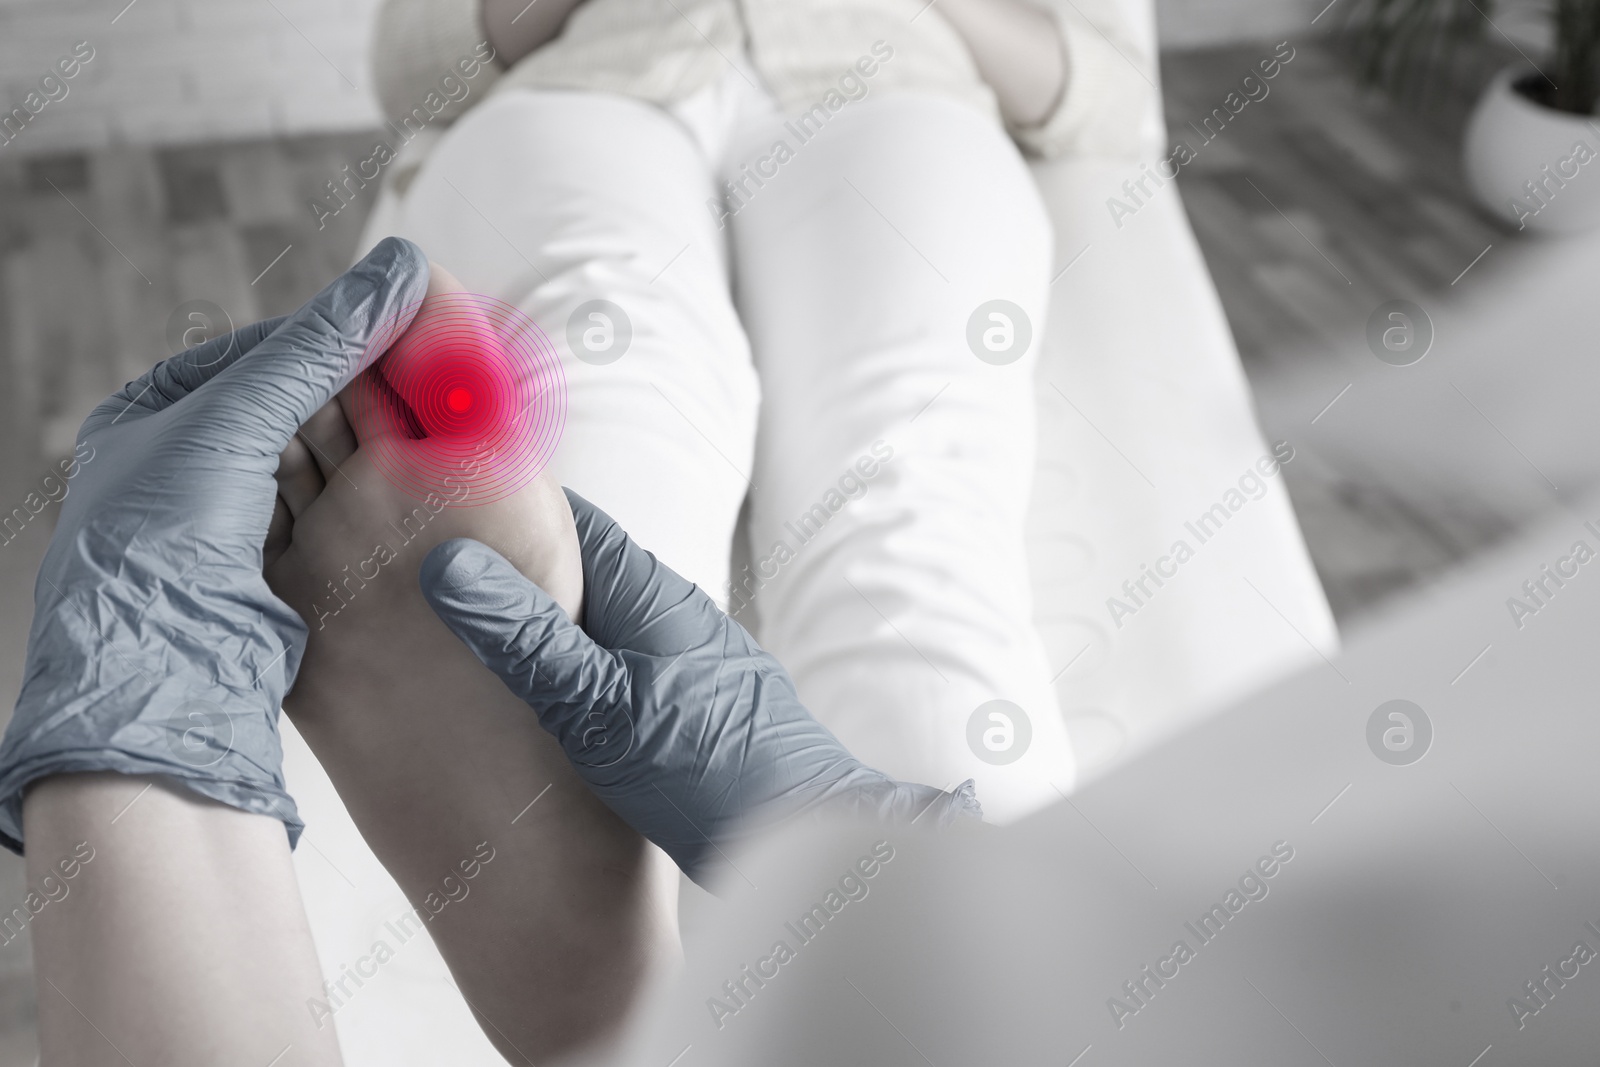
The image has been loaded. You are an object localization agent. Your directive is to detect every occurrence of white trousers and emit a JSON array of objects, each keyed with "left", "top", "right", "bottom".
[{"left": 385, "top": 66, "right": 1074, "bottom": 818}]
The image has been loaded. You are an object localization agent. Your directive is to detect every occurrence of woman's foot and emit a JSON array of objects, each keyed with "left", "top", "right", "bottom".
[{"left": 266, "top": 265, "right": 678, "bottom": 1062}]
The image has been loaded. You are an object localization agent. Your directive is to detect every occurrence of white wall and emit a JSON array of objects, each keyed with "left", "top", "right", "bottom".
[
  {"left": 0, "top": 0, "right": 382, "bottom": 152},
  {"left": 1156, "top": 0, "right": 1321, "bottom": 50},
  {"left": 1155, "top": 0, "right": 1553, "bottom": 52},
  {"left": 0, "top": 0, "right": 1554, "bottom": 151}
]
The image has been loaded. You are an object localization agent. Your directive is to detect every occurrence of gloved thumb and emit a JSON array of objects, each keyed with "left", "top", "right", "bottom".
[
  {"left": 420, "top": 538, "right": 632, "bottom": 754},
  {"left": 197, "top": 236, "right": 429, "bottom": 456}
]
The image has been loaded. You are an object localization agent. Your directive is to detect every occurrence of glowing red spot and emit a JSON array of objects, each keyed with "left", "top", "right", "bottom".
[{"left": 349, "top": 292, "right": 566, "bottom": 507}]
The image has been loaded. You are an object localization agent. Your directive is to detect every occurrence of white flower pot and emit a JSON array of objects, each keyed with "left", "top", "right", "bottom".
[{"left": 1462, "top": 66, "right": 1600, "bottom": 234}]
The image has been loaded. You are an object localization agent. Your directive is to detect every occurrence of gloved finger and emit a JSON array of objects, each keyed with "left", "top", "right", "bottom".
[
  {"left": 419, "top": 538, "right": 633, "bottom": 752},
  {"left": 194, "top": 236, "right": 430, "bottom": 457},
  {"left": 84, "top": 315, "right": 287, "bottom": 431},
  {"left": 274, "top": 435, "right": 324, "bottom": 518},
  {"left": 563, "top": 488, "right": 725, "bottom": 655},
  {"left": 298, "top": 398, "right": 359, "bottom": 483},
  {"left": 820, "top": 777, "right": 985, "bottom": 828}
]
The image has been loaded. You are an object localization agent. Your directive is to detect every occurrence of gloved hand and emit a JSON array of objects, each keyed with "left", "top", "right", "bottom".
[
  {"left": 0, "top": 237, "right": 429, "bottom": 852},
  {"left": 420, "top": 488, "right": 982, "bottom": 887}
]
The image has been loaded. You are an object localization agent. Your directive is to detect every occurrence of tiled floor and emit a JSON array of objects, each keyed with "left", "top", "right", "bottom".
[
  {"left": 1159, "top": 39, "right": 1562, "bottom": 620},
  {"left": 1162, "top": 39, "right": 1507, "bottom": 374},
  {"left": 0, "top": 133, "right": 383, "bottom": 473}
]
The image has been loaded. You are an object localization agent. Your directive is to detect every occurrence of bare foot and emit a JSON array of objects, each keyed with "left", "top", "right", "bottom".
[{"left": 266, "top": 265, "right": 676, "bottom": 1061}]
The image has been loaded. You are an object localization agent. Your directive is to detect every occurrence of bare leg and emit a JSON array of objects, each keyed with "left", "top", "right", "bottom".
[
  {"left": 266, "top": 269, "right": 679, "bottom": 1062},
  {"left": 24, "top": 774, "right": 342, "bottom": 1067}
]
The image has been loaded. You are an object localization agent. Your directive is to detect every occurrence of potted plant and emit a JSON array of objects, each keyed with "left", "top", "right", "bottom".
[{"left": 1344, "top": 0, "right": 1600, "bottom": 233}]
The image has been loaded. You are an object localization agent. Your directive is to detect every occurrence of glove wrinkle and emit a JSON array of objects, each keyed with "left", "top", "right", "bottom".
[
  {"left": 0, "top": 238, "right": 430, "bottom": 853},
  {"left": 417, "top": 489, "right": 985, "bottom": 889}
]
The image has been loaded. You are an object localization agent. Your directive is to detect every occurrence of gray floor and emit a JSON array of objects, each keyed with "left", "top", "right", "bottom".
[
  {"left": 1161, "top": 38, "right": 1555, "bottom": 621},
  {"left": 1163, "top": 40, "right": 1507, "bottom": 374}
]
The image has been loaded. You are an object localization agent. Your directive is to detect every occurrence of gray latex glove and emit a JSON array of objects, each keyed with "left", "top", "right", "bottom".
[
  {"left": 420, "top": 488, "right": 982, "bottom": 887},
  {"left": 0, "top": 237, "right": 429, "bottom": 852}
]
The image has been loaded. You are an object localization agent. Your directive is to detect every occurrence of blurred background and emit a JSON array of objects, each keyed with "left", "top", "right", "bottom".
[{"left": 0, "top": 0, "right": 1593, "bottom": 1060}]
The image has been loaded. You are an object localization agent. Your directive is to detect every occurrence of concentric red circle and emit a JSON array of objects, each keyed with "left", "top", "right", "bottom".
[{"left": 350, "top": 292, "right": 566, "bottom": 506}]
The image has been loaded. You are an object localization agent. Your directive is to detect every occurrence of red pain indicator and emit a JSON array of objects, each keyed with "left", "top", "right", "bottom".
[{"left": 349, "top": 291, "right": 566, "bottom": 506}]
